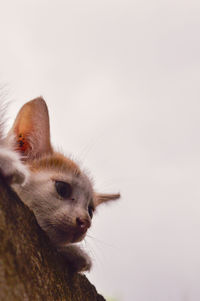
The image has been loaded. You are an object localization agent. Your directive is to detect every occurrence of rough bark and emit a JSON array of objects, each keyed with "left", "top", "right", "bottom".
[{"left": 0, "top": 173, "right": 105, "bottom": 301}]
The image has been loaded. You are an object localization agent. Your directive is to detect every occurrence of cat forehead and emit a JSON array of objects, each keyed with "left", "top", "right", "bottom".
[{"left": 29, "top": 152, "right": 81, "bottom": 175}]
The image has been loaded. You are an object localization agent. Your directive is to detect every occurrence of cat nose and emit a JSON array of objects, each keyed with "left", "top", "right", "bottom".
[{"left": 76, "top": 217, "right": 91, "bottom": 233}]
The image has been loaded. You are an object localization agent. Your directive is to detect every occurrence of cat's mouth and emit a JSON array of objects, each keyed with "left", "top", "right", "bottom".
[{"left": 46, "top": 223, "right": 87, "bottom": 246}]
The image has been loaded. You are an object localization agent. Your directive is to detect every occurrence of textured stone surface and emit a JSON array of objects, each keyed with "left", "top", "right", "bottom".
[{"left": 0, "top": 173, "right": 105, "bottom": 301}]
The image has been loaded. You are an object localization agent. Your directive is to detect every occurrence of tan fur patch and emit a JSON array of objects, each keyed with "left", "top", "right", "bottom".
[{"left": 29, "top": 152, "right": 81, "bottom": 176}]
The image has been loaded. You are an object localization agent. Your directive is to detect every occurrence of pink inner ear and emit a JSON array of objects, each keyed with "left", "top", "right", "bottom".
[
  {"left": 16, "top": 133, "right": 31, "bottom": 154},
  {"left": 8, "top": 97, "right": 53, "bottom": 160}
]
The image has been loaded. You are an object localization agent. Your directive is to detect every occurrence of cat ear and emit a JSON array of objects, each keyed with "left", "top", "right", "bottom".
[
  {"left": 94, "top": 193, "right": 120, "bottom": 207},
  {"left": 7, "top": 97, "right": 53, "bottom": 160}
]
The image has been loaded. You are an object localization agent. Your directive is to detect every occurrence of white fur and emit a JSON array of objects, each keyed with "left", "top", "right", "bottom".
[{"left": 0, "top": 146, "right": 29, "bottom": 185}]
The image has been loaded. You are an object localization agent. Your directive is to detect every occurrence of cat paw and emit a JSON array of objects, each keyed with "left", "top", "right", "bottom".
[
  {"left": 58, "top": 245, "right": 92, "bottom": 273},
  {"left": 0, "top": 147, "right": 29, "bottom": 185},
  {"left": 72, "top": 252, "right": 92, "bottom": 273}
]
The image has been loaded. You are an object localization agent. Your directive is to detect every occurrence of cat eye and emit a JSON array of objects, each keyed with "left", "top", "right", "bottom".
[
  {"left": 55, "top": 181, "right": 72, "bottom": 199},
  {"left": 88, "top": 205, "right": 94, "bottom": 218}
]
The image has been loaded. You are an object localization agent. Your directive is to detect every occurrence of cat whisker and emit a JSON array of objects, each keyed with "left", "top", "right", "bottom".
[{"left": 86, "top": 234, "right": 118, "bottom": 250}]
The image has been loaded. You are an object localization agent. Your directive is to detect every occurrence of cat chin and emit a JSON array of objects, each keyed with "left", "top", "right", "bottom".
[
  {"left": 61, "top": 231, "right": 86, "bottom": 245},
  {"left": 71, "top": 232, "right": 86, "bottom": 243},
  {"left": 45, "top": 225, "right": 86, "bottom": 247}
]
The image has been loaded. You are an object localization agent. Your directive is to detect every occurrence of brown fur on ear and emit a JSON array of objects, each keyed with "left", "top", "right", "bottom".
[
  {"left": 7, "top": 97, "right": 53, "bottom": 160},
  {"left": 94, "top": 193, "right": 120, "bottom": 207}
]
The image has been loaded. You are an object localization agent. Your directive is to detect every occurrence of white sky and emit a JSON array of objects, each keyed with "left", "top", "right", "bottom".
[{"left": 1, "top": 1, "right": 200, "bottom": 300}]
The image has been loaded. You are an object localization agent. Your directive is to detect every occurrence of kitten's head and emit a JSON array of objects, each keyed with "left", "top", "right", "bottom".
[{"left": 8, "top": 98, "right": 120, "bottom": 247}]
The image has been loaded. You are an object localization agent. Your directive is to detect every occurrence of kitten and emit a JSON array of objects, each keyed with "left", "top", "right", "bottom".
[{"left": 0, "top": 97, "right": 120, "bottom": 272}]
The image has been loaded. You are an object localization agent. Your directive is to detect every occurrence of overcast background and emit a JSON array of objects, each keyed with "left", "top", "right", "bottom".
[{"left": 1, "top": 1, "right": 200, "bottom": 300}]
